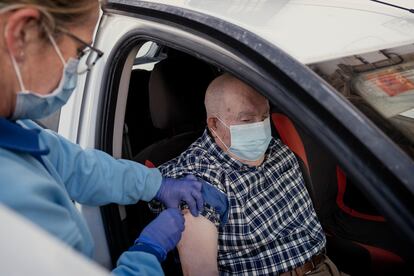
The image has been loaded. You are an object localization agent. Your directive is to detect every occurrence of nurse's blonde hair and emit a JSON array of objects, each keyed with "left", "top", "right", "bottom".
[{"left": 0, "top": 0, "right": 102, "bottom": 34}]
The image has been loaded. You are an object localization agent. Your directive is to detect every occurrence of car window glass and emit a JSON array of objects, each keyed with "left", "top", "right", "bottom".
[{"left": 310, "top": 44, "right": 414, "bottom": 160}]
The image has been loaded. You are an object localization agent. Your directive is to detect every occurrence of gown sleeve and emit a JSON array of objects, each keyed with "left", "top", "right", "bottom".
[{"left": 23, "top": 120, "right": 162, "bottom": 205}]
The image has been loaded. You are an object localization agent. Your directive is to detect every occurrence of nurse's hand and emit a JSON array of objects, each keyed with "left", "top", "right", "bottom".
[
  {"left": 156, "top": 175, "right": 204, "bottom": 217},
  {"left": 135, "top": 208, "right": 185, "bottom": 261}
]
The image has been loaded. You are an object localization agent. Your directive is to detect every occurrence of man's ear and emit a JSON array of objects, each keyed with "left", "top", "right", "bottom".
[
  {"left": 207, "top": 117, "right": 217, "bottom": 133},
  {"left": 4, "top": 8, "right": 41, "bottom": 61}
]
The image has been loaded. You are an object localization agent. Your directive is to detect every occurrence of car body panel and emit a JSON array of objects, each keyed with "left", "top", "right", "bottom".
[
  {"left": 105, "top": 0, "right": 414, "bottom": 191},
  {"left": 120, "top": 0, "right": 414, "bottom": 64}
]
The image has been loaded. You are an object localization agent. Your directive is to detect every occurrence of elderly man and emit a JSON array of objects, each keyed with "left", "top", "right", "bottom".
[{"left": 154, "top": 73, "right": 342, "bottom": 275}]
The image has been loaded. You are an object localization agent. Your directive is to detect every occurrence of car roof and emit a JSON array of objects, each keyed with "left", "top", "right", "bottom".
[{"left": 107, "top": 0, "right": 414, "bottom": 64}]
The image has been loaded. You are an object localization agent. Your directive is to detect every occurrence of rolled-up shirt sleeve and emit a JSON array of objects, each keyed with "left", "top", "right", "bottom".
[{"left": 149, "top": 156, "right": 228, "bottom": 229}]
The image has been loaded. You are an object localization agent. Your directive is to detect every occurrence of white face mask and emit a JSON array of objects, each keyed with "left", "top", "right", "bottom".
[
  {"left": 212, "top": 116, "right": 272, "bottom": 161},
  {"left": 9, "top": 27, "right": 79, "bottom": 120}
]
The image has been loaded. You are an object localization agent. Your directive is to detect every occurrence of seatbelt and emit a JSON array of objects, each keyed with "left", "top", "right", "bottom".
[{"left": 122, "top": 124, "right": 134, "bottom": 160}]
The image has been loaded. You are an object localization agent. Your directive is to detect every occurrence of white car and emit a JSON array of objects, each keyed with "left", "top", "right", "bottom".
[{"left": 36, "top": 0, "right": 414, "bottom": 274}]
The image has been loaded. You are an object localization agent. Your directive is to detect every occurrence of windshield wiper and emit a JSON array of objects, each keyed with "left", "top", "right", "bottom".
[{"left": 370, "top": 0, "right": 414, "bottom": 13}]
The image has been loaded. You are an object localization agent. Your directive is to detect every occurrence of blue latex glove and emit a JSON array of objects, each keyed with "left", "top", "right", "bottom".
[
  {"left": 135, "top": 208, "right": 184, "bottom": 261},
  {"left": 156, "top": 175, "right": 203, "bottom": 217},
  {"left": 198, "top": 178, "right": 229, "bottom": 226}
]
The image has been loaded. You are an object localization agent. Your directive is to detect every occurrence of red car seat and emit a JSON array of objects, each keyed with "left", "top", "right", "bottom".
[{"left": 271, "top": 112, "right": 411, "bottom": 275}]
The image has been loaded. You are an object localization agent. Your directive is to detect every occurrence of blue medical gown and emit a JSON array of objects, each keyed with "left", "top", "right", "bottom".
[{"left": 0, "top": 119, "right": 164, "bottom": 275}]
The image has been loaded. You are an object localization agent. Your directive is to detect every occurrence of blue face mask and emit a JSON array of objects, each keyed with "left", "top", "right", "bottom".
[
  {"left": 213, "top": 116, "right": 272, "bottom": 161},
  {"left": 10, "top": 29, "right": 79, "bottom": 120}
]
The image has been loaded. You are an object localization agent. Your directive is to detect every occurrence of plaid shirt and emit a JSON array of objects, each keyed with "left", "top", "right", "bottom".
[{"left": 156, "top": 129, "right": 326, "bottom": 275}]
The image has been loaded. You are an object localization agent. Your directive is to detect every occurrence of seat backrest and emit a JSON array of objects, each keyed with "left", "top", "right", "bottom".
[
  {"left": 271, "top": 113, "right": 310, "bottom": 171},
  {"left": 134, "top": 50, "right": 217, "bottom": 165},
  {"left": 271, "top": 112, "right": 333, "bottom": 220},
  {"left": 149, "top": 50, "right": 216, "bottom": 132},
  {"left": 271, "top": 112, "right": 388, "bottom": 222},
  {"left": 124, "top": 69, "right": 154, "bottom": 158}
]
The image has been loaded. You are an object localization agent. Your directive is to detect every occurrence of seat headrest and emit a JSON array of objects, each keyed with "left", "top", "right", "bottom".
[{"left": 149, "top": 52, "right": 216, "bottom": 130}]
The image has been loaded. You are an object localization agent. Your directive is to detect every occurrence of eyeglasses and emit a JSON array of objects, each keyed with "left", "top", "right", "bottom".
[
  {"left": 59, "top": 29, "right": 104, "bottom": 75},
  {"left": 1, "top": 5, "right": 103, "bottom": 74}
]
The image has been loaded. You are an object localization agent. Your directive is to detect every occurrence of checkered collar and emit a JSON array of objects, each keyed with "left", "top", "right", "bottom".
[{"left": 198, "top": 129, "right": 276, "bottom": 171}]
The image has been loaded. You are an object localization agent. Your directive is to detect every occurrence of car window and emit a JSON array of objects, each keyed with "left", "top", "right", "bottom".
[
  {"left": 310, "top": 45, "right": 414, "bottom": 159},
  {"left": 352, "top": 62, "right": 414, "bottom": 146}
]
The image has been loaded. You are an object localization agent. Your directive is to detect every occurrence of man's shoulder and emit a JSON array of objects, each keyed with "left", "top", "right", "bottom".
[
  {"left": 159, "top": 136, "right": 214, "bottom": 170},
  {"left": 158, "top": 134, "right": 228, "bottom": 191},
  {"left": 268, "top": 138, "right": 297, "bottom": 158},
  {"left": 268, "top": 137, "right": 285, "bottom": 150},
  {"left": 263, "top": 138, "right": 301, "bottom": 173}
]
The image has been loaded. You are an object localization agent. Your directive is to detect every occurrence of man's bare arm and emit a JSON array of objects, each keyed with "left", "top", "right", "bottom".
[{"left": 177, "top": 209, "right": 219, "bottom": 276}]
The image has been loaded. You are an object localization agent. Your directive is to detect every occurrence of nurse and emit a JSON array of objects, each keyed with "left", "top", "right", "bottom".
[{"left": 0, "top": 1, "right": 203, "bottom": 275}]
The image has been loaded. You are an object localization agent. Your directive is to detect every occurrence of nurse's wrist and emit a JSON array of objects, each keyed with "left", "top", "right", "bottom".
[
  {"left": 142, "top": 168, "right": 163, "bottom": 201},
  {"left": 154, "top": 177, "right": 166, "bottom": 201},
  {"left": 130, "top": 237, "right": 167, "bottom": 262}
]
